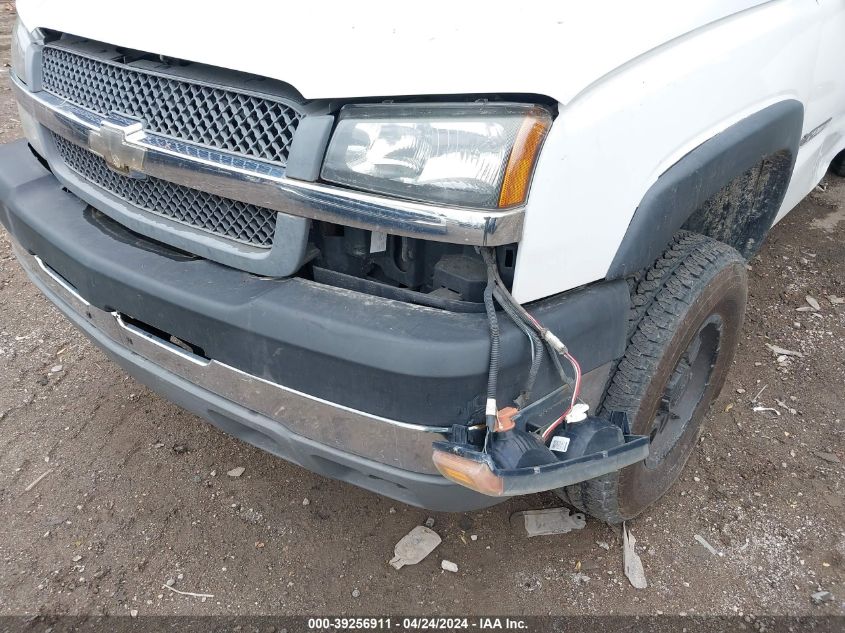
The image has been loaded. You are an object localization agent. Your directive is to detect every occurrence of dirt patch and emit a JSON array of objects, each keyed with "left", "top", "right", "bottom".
[
  {"left": 810, "top": 206, "right": 845, "bottom": 233},
  {"left": 0, "top": 8, "right": 843, "bottom": 618}
]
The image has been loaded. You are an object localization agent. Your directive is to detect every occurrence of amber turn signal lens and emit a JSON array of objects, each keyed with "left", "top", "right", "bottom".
[
  {"left": 497, "top": 112, "right": 552, "bottom": 208},
  {"left": 432, "top": 450, "right": 504, "bottom": 496}
]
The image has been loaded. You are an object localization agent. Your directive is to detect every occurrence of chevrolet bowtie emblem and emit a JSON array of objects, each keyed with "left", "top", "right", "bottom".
[{"left": 88, "top": 120, "right": 146, "bottom": 175}]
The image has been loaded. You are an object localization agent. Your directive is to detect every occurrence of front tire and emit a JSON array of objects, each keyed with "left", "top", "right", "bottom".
[{"left": 560, "top": 232, "right": 747, "bottom": 523}]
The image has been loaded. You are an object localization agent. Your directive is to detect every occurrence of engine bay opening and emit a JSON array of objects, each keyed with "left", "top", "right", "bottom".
[{"left": 299, "top": 221, "right": 518, "bottom": 312}]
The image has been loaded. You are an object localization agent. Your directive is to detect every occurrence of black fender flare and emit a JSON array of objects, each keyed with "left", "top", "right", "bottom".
[{"left": 607, "top": 100, "right": 804, "bottom": 279}]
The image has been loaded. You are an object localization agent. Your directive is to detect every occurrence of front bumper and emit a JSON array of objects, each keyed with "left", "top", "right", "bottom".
[
  {"left": 0, "top": 139, "right": 630, "bottom": 510},
  {"left": 14, "top": 243, "right": 491, "bottom": 510}
]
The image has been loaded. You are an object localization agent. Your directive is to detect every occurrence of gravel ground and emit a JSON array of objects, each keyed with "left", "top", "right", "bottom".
[{"left": 0, "top": 7, "right": 843, "bottom": 619}]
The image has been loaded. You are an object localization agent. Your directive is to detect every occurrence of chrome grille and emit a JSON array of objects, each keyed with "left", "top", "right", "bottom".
[
  {"left": 42, "top": 46, "right": 302, "bottom": 165},
  {"left": 54, "top": 134, "right": 278, "bottom": 248}
]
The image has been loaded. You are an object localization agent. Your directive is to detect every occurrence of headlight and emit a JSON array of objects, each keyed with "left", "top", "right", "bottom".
[
  {"left": 11, "top": 18, "right": 36, "bottom": 85},
  {"left": 321, "top": 104, "right": 551, "bottom": 209}
]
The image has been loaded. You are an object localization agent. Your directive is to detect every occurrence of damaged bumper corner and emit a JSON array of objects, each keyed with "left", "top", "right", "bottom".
[{"left": 432, "top": 435, "right": 650, "bottom": 497}]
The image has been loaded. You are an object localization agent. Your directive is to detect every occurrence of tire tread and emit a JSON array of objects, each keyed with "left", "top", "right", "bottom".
[{"left": 558, "top": 232, "right": 745, "bottom": 523}]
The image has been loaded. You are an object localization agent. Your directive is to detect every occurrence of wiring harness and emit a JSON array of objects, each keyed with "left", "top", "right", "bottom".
[{"left": 479, "top": 247, "right": 583, "bottom": 444}]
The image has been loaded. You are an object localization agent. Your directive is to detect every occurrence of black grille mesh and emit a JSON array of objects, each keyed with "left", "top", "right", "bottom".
[
  {"left": 42, "top": 46, "right": 302, "bottom": 165},
  {"left": 54, "top": 134, "right": 278, "bottom": 248}
]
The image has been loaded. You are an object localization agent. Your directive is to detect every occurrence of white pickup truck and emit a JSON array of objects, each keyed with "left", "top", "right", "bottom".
[{"left": 2, "top": 1, "right": 844, "bottom": 522}]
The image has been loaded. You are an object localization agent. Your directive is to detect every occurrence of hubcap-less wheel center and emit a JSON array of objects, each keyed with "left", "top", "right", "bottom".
[{"left": 645, "top": 316, "right": 722, "bottom": 469}]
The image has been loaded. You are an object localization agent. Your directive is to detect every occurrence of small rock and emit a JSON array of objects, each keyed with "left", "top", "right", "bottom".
[
  {"left": 805, "top": 295, "right": 821, "bottom": 311},
  {"left": 388, "top": 507, "right": 396, "bottom": 514},
  {"left": 302, "top": 498, "right": 310, "bottom": 506},
  {"left": 71, "top": 555, "right": 82, "bottom": 562},
  {"left": 596, "top": 541, "right": 611, "bottom": 550},
  {"left": 811, "top": 590, "right": 833, "bottom": 605},
  {"left": 736, "top": 388, "right": 746, "bottom": 394},
  {"left": 227, "top": 467, "right": 245, "bottom": 477},
  {"left": 351, "top": 589, "right": 360, "bottom": 598},
  {"left": 210, "top": 470, "right": 216, "bottom": 477},
  {"left": 50, "top": 365, "right": 63, "bottom": 373},
  {"left": 424, "top": 517, "right": 435, "bottom": 528},
  {"left": 172, "top": 445, "right": 187, "bottom": 454},
  {"left": 130, "top": 609, "right": 138, "bottom": 618},
  {"left": 165, "top": 578, "right": 175, "bottom": 587},
  {"left": 470, "top": 535, "right": 478, "bottom": 541},
  {"left": 177, "top": 573, "right": 183, "bottom": 580},
  {"left": 153, "top": 442, "right": 165, "bottom": 449},
  {"left": 441, "top": 560, "right": 459, "bottom": 573},
  {"left": 192, "top": 475, "right": 202, "bottom": 483}
]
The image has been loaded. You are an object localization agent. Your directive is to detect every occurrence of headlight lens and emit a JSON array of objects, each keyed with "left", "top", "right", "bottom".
[
  {"left": 11, "top": 18, "right": 33, "bottom": 85},
  {"left": 321, "top": 104, "right": 551, "bottom": 209}
]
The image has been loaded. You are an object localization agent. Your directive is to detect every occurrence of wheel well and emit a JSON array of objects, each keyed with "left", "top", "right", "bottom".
[
  {"left": 681, "top": 149, "right": 793, "bottom": 258},
  {"left": 606, "top": 100, "right": 804, "bottom": 278}
]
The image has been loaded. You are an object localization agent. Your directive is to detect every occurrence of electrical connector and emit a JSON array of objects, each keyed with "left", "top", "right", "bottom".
[{"left": 542, "top": 330, "right": 568, "bottom": 354}]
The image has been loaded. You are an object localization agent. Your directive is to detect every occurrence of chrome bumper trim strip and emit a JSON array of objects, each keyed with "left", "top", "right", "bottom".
[
  {"left": 12, "top": 77, "right": 523, "bottom": 246},
  {"left": 14, "top": 241, "right": 449, "bottom": 474}
]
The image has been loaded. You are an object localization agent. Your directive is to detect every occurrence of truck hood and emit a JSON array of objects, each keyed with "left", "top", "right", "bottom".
[{"left": 19, "top": 0, "right": 771, "bottom": 104}]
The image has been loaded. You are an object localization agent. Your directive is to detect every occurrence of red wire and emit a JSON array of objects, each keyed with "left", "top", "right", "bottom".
[
  {"left": 542, "top": 351, "right": 582, "bottom": 442},
  {"left": 523, "top": 311, "right": 583, "bottom": 442}
]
